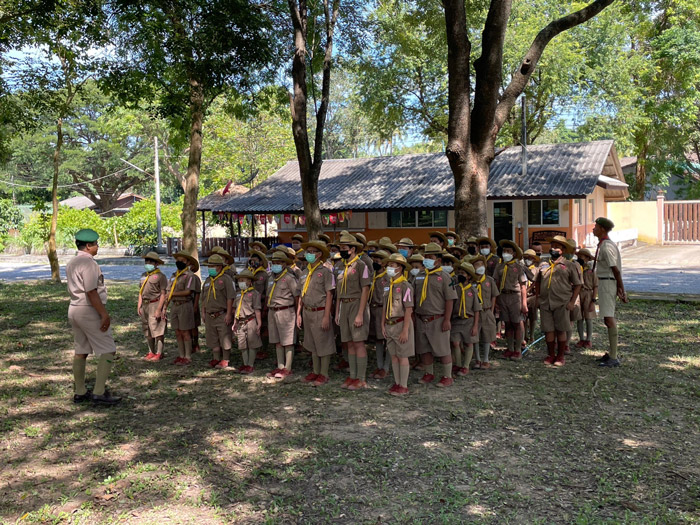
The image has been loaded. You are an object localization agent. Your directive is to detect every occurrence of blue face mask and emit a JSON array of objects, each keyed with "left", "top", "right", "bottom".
[
  {"left": 398, "top": 248, "right": 409, "bottom": 258},
  {"left": 423, "top": 258, "right": 436, "bottom": 270},
  {"left": 208, "top": 267, "right": 218, "bottom": 277},
  {"left": 271, "top": 264, "right": 283, "bottom": 274},
  {"left": 144, "top": 264, "right": 155, "bottom": 273},
  {"left": 305, "top": 252, "right": 318, "bottom": 264}
]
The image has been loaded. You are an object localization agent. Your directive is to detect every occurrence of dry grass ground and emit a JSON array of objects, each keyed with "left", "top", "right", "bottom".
[{"left": 0, "top": 281, "right": 699, "bottom": 524}]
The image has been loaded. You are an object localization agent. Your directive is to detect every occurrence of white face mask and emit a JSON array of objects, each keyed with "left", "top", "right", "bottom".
[
  {"left": 572, "top": 255, "right": 578, "bottom": 262},
  {"left": 524, "top": 258, "right": 533, "bottom": 267},
  {"left": 238, "top": 281, "right": 249, "bottom": 290},
  {"left": 502, "top": 253, "right": 513, "bottom": 262},
  {"left": 410, "top": 268, "right": 421, "bottom": 276},
  {"left": 475, "top": 266, "right": 486, "bottom": 275},
  {"left": 442, "top": 265, "right": 453, "bottom": 274},
  {"left": 480, "top": 248, "right": 490, "bottom": 256},
  {"left": 587, "top": 260, "right": 594, "bottom": 269},
  {"left": 386, "top": 266, "right": 400, "bottom": 278}
]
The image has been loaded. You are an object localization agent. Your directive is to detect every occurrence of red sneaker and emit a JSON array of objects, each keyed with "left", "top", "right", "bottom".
[
  {"left": 474, "top": 360, "right": 482, "bottom": 369},
  {"left": 503, "top": 350, "right": 514, "bottom": 359},
  {"left": 391, "top": 386, "right": 409, "bottom": 396},
  {"left": 456, "top": 367, "right": 469, "bottom": 376},
  {"left": 575, "top": 340, "right": 586, "bottom": 348},
  {"left": 179, "top": 358, "right": 192, "bottom": 366},
  {"left": 584, "top": 340, "right": 593, "bottom": 348},
  {"left": 543, "top": 355, "right": 556, "bottom": 365},
  {"left": 436, "top": 377, "right": 454, "bottom": 388},
  {"left": 375, "top": 369, "right": 387, "bottom": 379},
  {"left": 340, "top": 377, "right": 354, "bottom": 389},
  {"left": 274, "top": 368, "right": 292, "bottom": 379},
  {"left": 266, "top": 368, "right": 282, "bottom": 378},
  {"left": 312, "top": 375, "right": 329, "bottom": 386},
  {"left": 451, "top": 365, "right": 459, "bottom": 375},
  {"left": 347, "top": 379, "right": 368, "bottom": 391},
  {"left": 371, "top": 368, "right": 383, "bottom": 379},
  {"left": 209, "top": 359, "right": 220, "bottom": 368},
  {"left": 480, "top": 362, "right": 491, "bottom": 370},
  {"left": 334, "top": 359, "right": 350, "bottom": 371},
  {"left": 215, "top": 360, "right": 229, "bottom": 369},
  {"left": 553, "top": 356, "right": 565, "bottom": 367},
  {"left": 564, "top": 345, "right": 571, "bottom": 355},
  {"left": 173, "top": 357, "right": 183, "bottom": 365},
  {"left": 239, "top": 365, "right": 254, "bottom": 375},
  {"left": 388, "top": 383, "right": 399, "bottom": 393},
  {"left": 151, "top": 353, "right": 164, "bottom": 362},
  {"left": 510, "top": 351, "right": 522, "bottom": 361},
  {"left": 418, "top": 373, "right": 435, "bottom": 384},
  {"left": 303, "top": 372, "right": 319, "bottom": 383},
  {"left": 144, "top": 352, "right": 157, "bottom": 361}
]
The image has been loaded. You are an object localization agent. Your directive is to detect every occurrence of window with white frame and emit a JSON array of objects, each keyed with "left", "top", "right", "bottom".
[
  {"left": 575, "top": 199, "right": 583, "bottom": 225},
  {"left": 527, "top": 200, "right": 560, "bottom": 225},
  {"left": 387, "top": 210, "right": 447, "bottom": 228}
]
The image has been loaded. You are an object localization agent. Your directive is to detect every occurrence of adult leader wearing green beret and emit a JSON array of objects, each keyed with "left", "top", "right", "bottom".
[{"left": 65, "top": 229, "right": 122, "bottom": 405}]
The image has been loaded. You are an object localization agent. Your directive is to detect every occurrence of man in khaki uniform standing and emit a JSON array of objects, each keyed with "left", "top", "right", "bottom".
[{"left": 66, "top": 229, "right": 121, "bottom": 405}]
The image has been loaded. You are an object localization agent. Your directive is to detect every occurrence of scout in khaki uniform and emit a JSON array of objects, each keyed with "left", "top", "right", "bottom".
[
  {"left": 291, "top": 233, "right": 304, "bottom": 252},
  {"left": 381, "top": 253, "right": 414, "bottom": 396},
  {"left": 565, "top": 239, "right": 581, "bottom": 352},
  {"left": 470, "top": 255, "right": 500, "bottom": 369},
  {"left": 209, "top": 246, "right": 237, "bottom": 280},
  {"left": 368, "top": 250, "right": 391, "bottom": 379},
  {"left": 247, "top": 249, "right": 270, "bottom": 358},
  {"left": 166, "top": 252, "right": 198, "bottom": 365},
  {"left": 396, "top": 237, "right": 415, "bottom": 259},
  {"left": 201, "top": 254, "right": 235, "bottom": 368},
  {"left": 593, "top": 217, "right": 628, "bottom": 367},
  {"left": 66, "top": 229, "right": 121, "bottom": 405},
  {"left": 429, "top": 231, "right": 448, "bottom": 250},
  {"left": 535, "top": 236, "right": 582, "bottom": 367},
  {"left": 353, "top": 232, "right": 375, "bottom": 280},
  {"left": 318, "top": 233, "right": 332, "bottom": 244},
  {"left": 281, "top": 245, "right": 303, "bottom": 280},
  {"left": 441, "top": 252, "right": 459, "bottom": 281},
  {"left": 232, "top": 269, "right": 263, "bottom": 374},
  {"left": 444, "top": 231, "right": 460, "bottom": 248},
  {"left": 297, "top": 241, "right": 335, "bottom": 386},
  {"left": 466, "top": 236, "right": 479, "bottom": 257},
  {"left": 265, "top": 251, "right": 300, "bottom": 379},
  {"left": 522, "top": 249, "right": 541, "bottom": 345},
  {"left": 335, "top": 233, "right": 372, "bottom": 390},
  {"left": 476, "top": 237, "right": 499, "bottom": 277},
  {"left": 414, "top": 243, "right": 458, "bottom": 387},
  {"left": 138, "top": 251, "right": 168, "bottom": 361},
  {"left": 574, "top": 248, "right": 598, "bottom": 349},
  {"left": 407, "top": 253, "right": 424, "bottom": 284},
  {"left": 494, "top": 240, "right": 528, "bottom": 360},
  {"left": 450, "top": 262, "right": 482, "bottom": 375}
]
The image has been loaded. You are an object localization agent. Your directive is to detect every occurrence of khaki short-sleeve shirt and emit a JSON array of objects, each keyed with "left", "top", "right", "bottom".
[
  {"left": 383, "top": 279, "right": 414, "bottom": 319},
  {"left": 453, "top": 283, "right": 483, "bottom": 318},
  {"left": 414, "top": 268, "right": 458, "bottom": 316},
  {"left": 370, "top": 272, "right": 390, "bottom": 306},
  {"left": 139, "top": 270, "right": 168, "bottom": 302},
  {"left": 266, "top": 269, "right": 299, "bottom": 307},
  {"left": 474, "top": 275, "right": 499, "bottom": 307},
  {"left": 201, "top": 273, "right": 235, "bottom": 312},
  {"left": 300, "top": 263, "right": 335, "bottom": 308},
  {"left": 235, "top": 288, "right": 262, "bottom": 318},
  {"left": 336, "top": 257, "right": 372, "bottom": 299},
  {"left": 167, "top": 270, "right": 197, "bottom": 300},
  {"left": 596, "top": 239, "right": 621, "bottom": 278},
  {"left": 538, "top": 259, "right": 582, "bottom": 309},
  {"left": 66, "top": 251, "right": 107, "bottom": 306},
  {"left": 493, "top": 261, "right": 527, "bottom": 293}
]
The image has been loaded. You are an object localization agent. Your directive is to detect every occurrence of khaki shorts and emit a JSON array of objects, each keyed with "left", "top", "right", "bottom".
[
  {"left": 598, "top": 279, "right": 617, "bottom": 318},
  {"left": 415, "top": 315, "right": 450, "bottom": 357},
  {"left": 268, "top": 306, "right": 296, "bottom": 346},
  {"left": 140, "top": 300, "right": 167, "bottom": 337},
  {"left": 368, "top": 305, "right": 385, "bottom": 340},
  {"left": 580, "top": 291, "right": 597, "bottom": 320},
  {"left": 450, "top": 317, "right": 480, "bottom": 344},
  {"left": 385, "top": 318, "right": 415, "bottom": 358},
  {"left": 68, "top": 305, "right": 117, "bottom": 356},
  {"left": 169, "top": 301, "right": 195, "bottom": 331},
  {"left": 204, "top": 312, "right": 231, "bottom": 349},
  {"left": 302, "top": 308, "right": 336, "bottom": 357},
  {"left": 338, "top": 299, "right": 370, "bottom": 343},
  {"left": 540, "top": 305, "right": 571, "bottom": 333},
  {"left": 497, "top": 292, "right": 524, "bottom": 323},
  {"left": 234, "top": 317, "right": 262, "bottom": 350}
]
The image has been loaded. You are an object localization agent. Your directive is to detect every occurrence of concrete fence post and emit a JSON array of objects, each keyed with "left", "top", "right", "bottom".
[{"left": 656, "top": 190, "right": 665, "bottom": 245}]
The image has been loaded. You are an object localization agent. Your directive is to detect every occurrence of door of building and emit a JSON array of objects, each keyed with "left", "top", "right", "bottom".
[{"left": 493, "top": 202, "right": 513, "bottom": 243}]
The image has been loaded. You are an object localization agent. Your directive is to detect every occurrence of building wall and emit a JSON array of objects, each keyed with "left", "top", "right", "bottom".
[{"left": 607, "top": 201, "right": 658, "bottom": 244}]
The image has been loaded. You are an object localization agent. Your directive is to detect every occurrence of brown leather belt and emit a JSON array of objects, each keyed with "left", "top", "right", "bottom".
[
  {"left": 269, "top": 305, "right": 294, "bottom": 311},
  {"left": 304, "top": 305, "right": 326, "bottom": 312},
  {"left": 237, "top": 314, "right": 255, "bottom": 323},
  {"left": 385, "top": 317, "right": 404, "bottom": 326},
  {"left": 208, "top": 311, "right": 225, "bottom": 318},
  {"left": 418, "top": 313, "right": 444, "bottom": 323},
  {"left": 148, "top": 298, "right": 160, "bottom": 303},
  {"left": 500, "top": 289, "right": 520, "bottom": 294},
  {"left": 172, "top": 299, "right": 190, "bottom": 305},
  {"left": 453, "top": 314, "right": 472, "bottom": 319},
  {"left": 340, "top": 298, "right": 358, "bottom": 303}
]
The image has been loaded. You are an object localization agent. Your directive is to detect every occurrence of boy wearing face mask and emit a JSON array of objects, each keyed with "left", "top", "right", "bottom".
[
  {"left": 247, "top": 250, "right": 270, "bottom": 359},
  {"left": 535, "top": 236, "right": 582, "bottom": 367},
  {"left": 335, "top": 233, "right": 372, "bottom": 390},
  {"left": 574, "top": 248, "right": 598, "bottom": 349},
  {"left": 441, "top": 253, "right": 459, "bottom": 281},
  {"left": 451, "top": 262, "right": 482, "bottom": 375},
  {"left": 209, "top": 246, "right": 237, "bottom": 280},
  {"left": 494, "top": 240, "right": 528, "bottom": 360},
  {"left": 466, "top": 236, "right": 479, "bottom": 257},
  {"left": 469, "top": 255, "right": 499, "bottom": 369},
  {"left": 201, "top": 254, "right": 235, "bottom": 368},
  {"left": 414, "top": 243, "right": 458, "bottom": 387},
  {"left": 381, "top": 253, "right": 415, "bottom": 395},
  {"left": 138, "top": 251, "right": 168, "bottom": 361},
  {"left": 522, "top": 249, "right": 541, "bottom": 346},
  {"left": 233, "top": 269, "right": 263, "bottom": 374},
  {"left": 476, "top": 237, "right": 499, "bottom": 277},
  {"left": 396, "top": 238, "right": 415, "bottom": 259},
  {"left": 369, "top": 250, "right": 391, "bottom": 379},
  {"left": 166, "top": 252, "right": 198, "bottom": 365},
  {"left": 407, "top": 254, "right": 424, "bottom": 284},
  {"left": 429, "top": 231, "right": 448, "bottom": 250},
  {"left": 297, "top": 241, "right": 335, "bottom": 386},
  {"left": 445, "top": 231, "right": 460, "bottom": 248},
  {"left": 265, "top": 251, "right": 300, "bottom": 379}
]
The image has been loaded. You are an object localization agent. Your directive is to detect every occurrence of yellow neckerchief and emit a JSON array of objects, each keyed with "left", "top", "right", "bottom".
[
  {"left": 419, "top": 267, "right": 443, "bottom": 306},
  {"left": 167, "top": 268, "right": 187, "bottom": 302},
  {"left": 475, "top": 274, "right": 486, "bottom": 303},
  {"left": 301, "top": 261, "right": 322, "bottom": 297},
  {"left": 235, "top": 285, "right": 254, "bottom": 318},
  {"left": 139, "top": 268, "right": 161, "bottom": 297},
  {"left": 499, "top": 260, "right": 516, "bottom": 291},
  {"left": 457, "top": 282, "right": 471, "bottom": 318},
  {"left": 340, "top": 255, "right": 360, "bottom": 294},
  {"left": 369, "top": 270, "right": 387, "bottom": 299},
  {"left": 206, "top": 268, "right": 226, "bottom": 302},
  {"left": 547, "top": 258, "right": 562, "bottom": 289},
  {"left": 267, "top": 268, "right": 288, "bottom": 306},
  {"left": 386, "top": 274, "right": 407, "bottom": 319},
  {"left": 250, "top": 265, "right": 266, "bottom": 277}
]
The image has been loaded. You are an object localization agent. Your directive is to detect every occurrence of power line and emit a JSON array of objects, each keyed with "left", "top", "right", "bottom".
[{"left": 0, "top": 166, "right": 138, "bottom": 189}]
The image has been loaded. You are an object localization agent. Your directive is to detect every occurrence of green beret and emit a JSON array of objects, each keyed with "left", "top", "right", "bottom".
[
  {"left": 75, "top": 229, "right": 99, "bottom": 242},
  {"left": 595, "top": 217, "right": 615, "bottom": 231}
]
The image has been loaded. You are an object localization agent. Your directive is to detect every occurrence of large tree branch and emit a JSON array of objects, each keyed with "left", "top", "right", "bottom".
[
  {"left": 493, "top": 0, "right": 615, "bottom": 134},
  {"left": 312, "top": 0, "right": 338, "bottom": 168},
  {"left": 288, "top": 0, "right": 313, "bottom": 174}
]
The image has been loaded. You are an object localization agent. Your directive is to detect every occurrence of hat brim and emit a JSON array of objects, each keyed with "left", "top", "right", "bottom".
[
  {"left": 547, "top": 237, "right": 574, "bottom": 254},
  {"left": 498, "top": 239, "right": 523, "bottom": 259},
  {"left": 142, "top": 252, "right": 165, "bottom": 265},
  {"left": 476, "top": 237, "right": 497, "bottom": 251},
  {"left": 173, "top": 251, "right": 199, "bottom": 271},
  {"left": 247, "top": 249, "right": 269, "bottom": 267},
  {"left": 429, "top": 231, "right": 449, "bottom": 245},
  {"left": 301, "top": 241, "right": 330, "bottom": 260},
  {"left": 386, "top": 258, "right": 410, "bottom": 269}
]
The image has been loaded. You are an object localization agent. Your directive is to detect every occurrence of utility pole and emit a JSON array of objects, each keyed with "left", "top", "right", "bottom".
[
  {"left": 521, "top": 95, "right": 527, "bottom": 178},
  {"left": 154, "top": 136, "right": 162, "bottom": 252}
]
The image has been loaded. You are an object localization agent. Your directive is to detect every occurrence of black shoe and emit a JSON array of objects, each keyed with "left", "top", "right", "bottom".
[
  {"left": 92, "top": 390, "right": 122, "bottom": 405},
  {"left": 598, "top": 358, "right": 620, "bottom": 367},
  {"left": 73, "top": 390, "right": 92, "bottom": 403},
  {"left": 595, "top": 353, "right": 610, "bottom": 362}
]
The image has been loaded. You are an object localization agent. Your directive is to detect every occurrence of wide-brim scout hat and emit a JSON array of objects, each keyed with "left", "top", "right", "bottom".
[
  {"left": 396, "top": 237, "right": 415, "bottom": 247},
  {"left": 281, "top": 245, "right": 298, "bottom": 261},
  {"left": 499, "top": 239, "right": 523, "bottom": 260},
  {"left": 469, "top": 254, "right": 487, "bottom": 265},
  {"left": 576, "top": 248, "right": 594, "bottom": 260},
  {"left": 385, "top": 252, "right": 410, "bottom": 269},
  {"left": 247, "top": 249, "right": 269, "bottom": 267},
  {"left": 205, "top": 254, "right": 225, "bottom": 266},
  {"left": 429, "top": 231, "right": 448, "bottom": 246},
  {"left": 547, "top": 235, "right": 574, "bottom": 253},
  {"left": 423, "top": 242, "right": 445, "bottom": 256},
  {"left": 367, "top": 240, "right": 379, "bottom": 250},
  {"left": 595, "top": 217, "right": 614, "bottom": 231},
  {"left": 142, "top": 251, "right": 164, "bottom": 265},
  {"left": 566, "top": 238, "right": 578, "bottom": 253},
  {"left": 292, "top": 233, "right": 304, "bottom": 242},
  {"left": 448, "top": 244, "right": 468, "bottom": 256},
  {"left": 318, "top": 233, "right": 332, "bottom": 244},
  {"left": 338, "top": 232, "right": 363, "bottom": 249},
  {"left": 442, "top": 253, "right": 460, "bottom": 266},
  {"left": 249, "top": 241, "right": 268, "bottom": 253},
  {"left": 445, "top": 231, "right": 460, "bottom": 244},
  {"left": 476, "top": 236, "right": 497, "bottom": 251},
  {"left": 173, "top": 251, "right": 199, "bottom": 272},
  {"left": 458, "top": 261, "right": 478, "bottom": 280},
  {"left": 522, "top": 249, "right": 540, "bottom": 264},
  {"left": 270, "top": 250, "right": 293, "bottom": 264},
  {"left": 378, "top": 241, "right": 398, "bottom": 254},
  {"left": 466, "top": 236, "right": 478, "bottom": 245},
  {"left": 407, "top": 253, "right": 424, "bottom": 264},
  {"left": 75, "top": 228, "right": 99, "bottom": 242},
  {"left": 353, "top": 232, "right": 368, "bottom": 247},
  {"left": 371, "top": 249, "right": 390, "bottom": 261},
  {"left": 301, "top": 241, "right": 330, "bottom": 260},
  {"left": 209, "top": 246, "right": 234, "bottom": 264},
  {"left": 236, "top": 268, "right": 255, "bottom": 281}
]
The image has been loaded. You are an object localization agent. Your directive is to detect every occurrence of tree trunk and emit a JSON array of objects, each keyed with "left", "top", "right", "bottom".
[
  {"left": 450, "top": 147, "right": 489, "bottom": 238},
  {"left": 48, "top": 117, "right": 62, "bottom": 283},
  {"left": 634, "top": 138, "right": 648, "bottom": 200},
  {"left": 182, "top": 78, "right": 203, "bottom": 262},
  {"left": 301, "top": 165, "right": 323, "bottom": 239}
]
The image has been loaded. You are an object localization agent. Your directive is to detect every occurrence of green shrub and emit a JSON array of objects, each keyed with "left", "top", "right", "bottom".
[
  {"left": 0, "top": 198, "right": 23, "bottom": 234},
  {"left": 19, "top": 206, "right": 113, "bottom": 252},
  {"left": 115, "top": 198, "right": 182, "bottom": 247}
]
